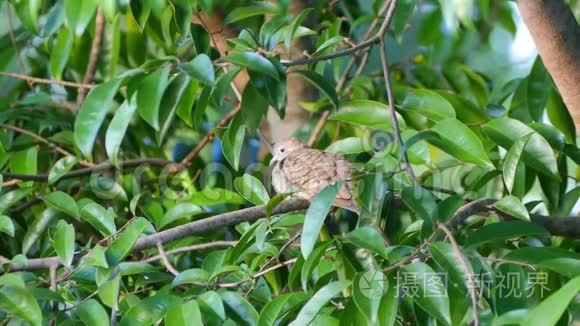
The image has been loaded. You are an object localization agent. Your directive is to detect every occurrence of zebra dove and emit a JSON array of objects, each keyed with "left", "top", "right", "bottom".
[{"left": 270, "top": 137, "right": 360, "bottom": 214}]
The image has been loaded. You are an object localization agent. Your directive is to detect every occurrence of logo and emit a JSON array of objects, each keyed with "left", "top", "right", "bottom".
[{"left": 358, "top": 270, "right": 389, "bottom": 299}]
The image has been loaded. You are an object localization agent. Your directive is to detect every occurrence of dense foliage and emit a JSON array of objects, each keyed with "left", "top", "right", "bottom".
[{"left": 0, "top": 0, "right": 579, "bottom": 325}]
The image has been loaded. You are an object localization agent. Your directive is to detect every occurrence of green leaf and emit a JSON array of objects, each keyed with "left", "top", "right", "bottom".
[
  {"left": 290, "top": 281, "right": 350, "bottom": 326},
  {"left": 86, "top": 244, "right": 109, "bottom": 268},
  {"left": 157, "top": 73, "right": 193, "bottom": 145},
  {"left": 75, "top": 78, "right": 122, "bottom": 158},
  {"left": 503, "top": 134, "right": 532, "bottom": 195},
  {"left": 9, "top": 0, "right": 42, "bottom": 33},
  {"left": 536, "top": 258, "right": 580, "bottom": 278},
  {"left": 301, "top": 183, "right": 341, "bottom": 259},
  {"left": 224, "top": 51, "right": 279, "bottom": 80},
  {"left": 137, "top": 66, "right": 171, "bottom": 130},
  {"left": 258, "top": 292, "right": 309, "bottom": 326},
  {"left": 120, "top": 294, "right": 181, "bottom": 326},
  {"left": 527, "top": 57, "right": 550, "bottom": 121},
  {"left": 23, "top": 208, "right": 58, "bottom": 254},
  {"left": 428, "top": 242, "right": 471, "bottom": 294},
  {"left": 494, "top": 196, "right": 529, "bottom": 221},
  {"left": 292, "top": 70, "right": 338, "bottom": 109},
  {"left": 352, "top": 271, "right": 388, "bottom": 324},
  {"left": 432, "top": 118, "right": 493, "bottom": 167},
  {"left": 241, "top": 83, "right": 269, "bottom": 134},
  {"left": 189, "top": 188, "right": 245, "bottom": 206},
  {"left": 165, "top": 300, "right": 203, "bottom": 326},
  {"left": 175, "top": 79, "right": 198, "bottom": 126},
  {"left": 328, "top": 100, "right": 406, "bottom": 131},
  {"left": 547, "top": 88, "right": 576, "bottom": 144},
  {"left": 400, "top": 88, "right": 456, "bottom": 120},
  {"left": 325, "top": 137, "right": 367, "bottom": 155},
  {"left": 54, "top": 222, "right": 75, "bottom": 267},
  {"left": 0, "top": 215, "right": 15, "bottom": 237},
  {"left": 401, "top": 186, "right": 437, "bottom": 238},
  {"left": 42, "top": 191, "right": 80, "bottom": 218},
  {"left": 75, "top": 299, "right": 109, "bottom": 326},
  {"left": 48, "top": 156, "right": 78, "bottom": 184},
  {"left": 525, "top": 276, "right": 580, "bottom": 326},
  {"left": 80, "top": 203, "right": 117, "bottom": 237},
  {"left": 105, "top": 217, "right": 150, "bottom": 266},
  {"left": 178, "top": 54, "right": 215, "bottom": 85},
  {"left": 0, "top": 286, "right": 42, "bottom": 326},
  {"left": 198, "top": 291, "right": 226, "bottom": 321},
  {"left": 224, "top": 2, "right": 279, "bottom": 24},
  {"left": 482, "top": 118, "right": 559, "bottom": 179},
  {"left": 401, "top": 262, "right": 450, "bottom": 325},
  {"left": 378, "top": 275, "right": 399, "bottom": 326},
  {"left": 234, "top": 174, "right": 270, "bottom": 205},
  {"left": 64, "top": 0, "right": 98, "bottom": 35},
  {"left": 220, "top": 291, "right": 259, "bottom": 326},
  {"left": 0, "top": 187, "right": 33, "bottom": 214},
  {"left": 98, "top": 275, "right": 120, "bottom": 309},
  {"left": 285, "top": 8, "right": 313, "bottom": 49},
  {"left": 106, "top": 95, "right": 137, "bottom": 166},
  {"left": 50, "top": 26, "right": 73, "bottom": 79},
  {"left": 172, "top": 268, "right": 210, "bottom": 286},
  {"left": 11, "top": 147, "right": 37, "bottom": 181},
  {"left": 265, "top": 193, "right": 293, "bottom": 218},
  {"left": 221, "top": 114, "right": 246, "bottom": 171},
  {"left": 399, "top": 130, "right": 440, "bottom": 163},
  {"left": 466, "top": 221, "right": 547, "bottom": 247},
  {"left": 158, "top": 203, "right": 203, "bottom": 229},
  {"left": 344, "top": 226, "right": 389, "bottom": 259},
  {"left": 301, "top": 241, "right": 333, "bottom": 291}
]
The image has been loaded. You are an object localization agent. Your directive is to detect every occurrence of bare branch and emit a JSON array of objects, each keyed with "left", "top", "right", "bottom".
[
  {"left": 379, "top": 38, "right": 417, "bottom": 184},
  {"left": 143, "top": 241, "right": 237, "bottom": 263},
  {"left": 157, "top": 242, "right": 180, "bottom": 276},
  {"left": 77, "top": 8, "right": 105, "bottom": 104},
  {"left": 0, "top": 71, "right": 96, "bottom": 89},
  {"left": 6, "top": 3, "right": 32, "bottom": 89},
  {"left": 216, "top": 258, "right": 298, "bottom": 288}
]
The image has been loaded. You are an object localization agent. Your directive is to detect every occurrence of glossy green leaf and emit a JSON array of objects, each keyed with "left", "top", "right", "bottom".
[
  {"left": 401, "top": 186, "right": 437, "bottom": 238},
  {"left": 137, "top": 66, "right": 171, "bottom": 130},
  {"left": 234, "top": 174, "right": 270, "bottom": 205},
  {"left": 178, "top": 54, "right": 215, "bottom": 85},
  {"left": 99, "top": 275, "right": 120, "bottom": 309},
  {"left": 120, "top": 294, "right": 181, "bottom": 326},
  {"left": 290, "top": 281, "right": 350, "bottom": 326},
  {"left": 0, "top": 215, "right": 15, "bottom": 237},
  {"left": 48, "top": 156, "right": 78, "bottom": 184},
  {"left": 292, "top": 70, "right": 338, "bottom": 109},
  {"left": 54, "top": 221, "right": 75, "bottom": 267},
  {"left": 301, "top": 241, "right": 333, "bottom": 291},
  {"left": 50, "top": 26, "right": 73, "bottom": 79},
  {"left": 9, "top": 0, "right": 42, "bottom": 33},
  {"left": 0, "top": 187, "right": 33, "bottom": 214},
  {"left": 325, "top": 137, "right": 367, "bottom": 155},
  {"left": 352, "top": 271, "right": 387, "bottom": 324},
  {"left": 165, "top": 300, "right": 203, "bottom": 326},
  {"left": 172, "top": 268, "right": 210, "bottom": 286},
  {"left": 86, "top": 244, "right": 109, "bottom": 268},
  {"left": 482, "top": 118, "right": 559, "bottom": 179},
  {"left": 258, "top": 292, "right": 308, "bottom": 326},
  {"left": 106, "top": 95, "right": 137, "bottom": 166},
  {"left": 158, "top": 73, "right": 193, "bottom": 144},
  {"left": 198, "top": 291, "right": 226, "bottom": 321},
  {"left": 75, "top": 78, "right": 122, "bottom": 158},
  {"left": 378, "top": 275, "right": 399, "bottom": 326},
  {"left": 105, "top": 217, "right": 150, "bottom": 266},
  {"left": 224, "top": 2, "right": 279, "bottom": 24},
  {"left": 75, "top": 299, "right": 109, "bottom": 326},
  {"left": 525, "top": 276, "right": 580, "bottom": 326},
  {"left": 220, "top": 291, "right": 259, "bottom": 326},
  {"left": 285, "top": 8, "right": 313, "bottom": 49},
  {"left": 224, "top": 51, "right": 279, "bottom": 80},
  {"left": 328, "top": 100, "right": 405, "bottom": 131},
  {"left": 503, "top": 133, "right": 532, "bottom": 195},
  {"left": 42, "top": 191, "right": 79, "bottom": 218},
  {"left": 432, "top": 118, "right": 493, "bottom": 167},
  {"left": 301, "top": 182, "right": 341, "bottom": 259},
  {"left": 547, "top": 88, "right": 576, "bottom": 144},
  {"left": 221, "top": 114, "right": 246, "bottom": 171},
  {"left": 64, "top": 0, "right": 98, "bottom": 36},
  {"left": 344, "top": 226, "right": 389, "bottom": 258},
  {"left": 400, "top": 88, "right": 456, "bottom": 120},
  {"left": 241, "top": 82, "right": 269, "bottom": 134},
  {"left": 0, "top": 286, "right": 42, "bottom": 326},
  {"left": 428, "top": 242, "right": 471, "bottom": 293},
  {"left": 494, "top": 196, "right": 530, "bottom": 221},
  {"left": 80, "top": 203, "right": 116, "bottom": 237},
  {"left": 158, "top": 203, "right": 203, "bottom": 229},
  {"left": 11, "top": 147, "right": 37, "bottom": 178},
  {"left": 527, "top": 57, "right": 550, "bottom": 121},
  {"left": 466, "top": 221, "right": 547, "bottom": 247},
  {"left": 22, "top": 208, "right": 58, "bottom": 254},
  {"left": 401, "top": 262, "right": 450, "bottom": 325}
]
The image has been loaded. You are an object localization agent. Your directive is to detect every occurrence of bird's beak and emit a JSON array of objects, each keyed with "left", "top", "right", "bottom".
[{"left": 257, "top": 128, "right": 273, "bottom": 153}]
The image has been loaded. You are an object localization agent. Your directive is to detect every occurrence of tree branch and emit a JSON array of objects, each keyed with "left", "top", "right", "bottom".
[
  {"left": 77, "top": 8, "right": 105, "bottom": 104},
  {"left": 143, "top": 241, "right": 237, "bottom": 263},
  {"left": 6, "top": 3, "right": 32, "bottom": 89},
  {"left": 0, "top": 71, "right": 96, "bottom": 89},
  {"left": 156, "top": 242, "right": 180, "bottom": 276},
  {"left": 1, "top": 198, "right": 310, "bottom": 272}
]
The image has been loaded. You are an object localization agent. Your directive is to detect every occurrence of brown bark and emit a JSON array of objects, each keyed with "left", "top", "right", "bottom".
[{"left": 517, "top": 0, "right": 580, "bottom": 126}]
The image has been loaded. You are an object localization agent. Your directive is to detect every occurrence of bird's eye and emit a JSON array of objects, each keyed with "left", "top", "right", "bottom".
[{"left": 280, "top": 148, "right": 285, "bottom": 153}]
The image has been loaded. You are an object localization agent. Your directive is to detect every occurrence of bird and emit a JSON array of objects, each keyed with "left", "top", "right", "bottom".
[{"left": 269, "top": 137, "right": 360, "bottom": 214}]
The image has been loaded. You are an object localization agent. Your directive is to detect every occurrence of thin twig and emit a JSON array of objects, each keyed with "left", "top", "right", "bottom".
[
  {"left": 0, "top": 124, "right": 93, "bottom": 167},
  {"left": 6, "top": 3, "right": 32, "bottom": 89},
  {"left": 143, "top": 241, "right": 237, "bottom": 263},
  {"left": 157, "top": 242, "right": 180, "bottom": 276},
  {"left": 379, "top": 37, "right": 417, "bottom": 184},
  {"left": 216, "top": 258, "right": 298, "bottom": 288},
  {"left": 77, "top": 8, "right": 105, "bottom": 104},
  {"left": 49, "top": 266, "right": 58, "bottom": 326},
  {"left": 0, "top": 71, "right": 95, "bottom": 89},
  {"left": 179, "top": 105, "right": 241, "bottom": 167},
  {"left": 437, "top": 223, "right": 479, "bottom": 326}
]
